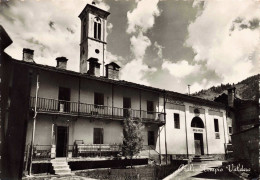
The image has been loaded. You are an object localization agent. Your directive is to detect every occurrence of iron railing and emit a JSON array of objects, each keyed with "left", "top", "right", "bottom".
[
  {"left": 32, "top": 145, "right": 52, "bottom": 160},
  {"left": 30, "top": 97, "right": 165, "bottom": 123},
  {"left": 29, "top": 144, "right": 161, "bottom": 163}
]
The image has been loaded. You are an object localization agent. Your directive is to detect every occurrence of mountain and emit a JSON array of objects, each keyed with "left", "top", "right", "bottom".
[{"left": 192, "top": 74, "right": 259, "bottom": 101}]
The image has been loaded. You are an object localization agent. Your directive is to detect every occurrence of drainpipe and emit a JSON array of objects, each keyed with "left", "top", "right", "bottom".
[
  {"left": 29, "top": 73, "right": 39, "bottom": 176},
  {"left": 163, "top": 90, "right": 168, "bottom": 164},
  {"left": 184, "top": 105, "right": 189, "bottom": 158},
  {"left": 222, "top": 111, "right": 227, "bottom": 156},
  {"left": 204, "top": 110, "right": 209, "bottom": 155}
]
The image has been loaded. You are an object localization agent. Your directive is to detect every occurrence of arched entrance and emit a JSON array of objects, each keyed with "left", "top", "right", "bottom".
[{"left": 191, "top": 117, "right": 204, "bottom": 155}]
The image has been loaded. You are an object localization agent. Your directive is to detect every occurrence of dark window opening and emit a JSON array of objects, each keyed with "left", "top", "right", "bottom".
[
  {"left": 148, "top": 131, "right": 155, "bottom": 146},
  {"left": 94, "top": 17, "right": 101, "bottom": 40},
  {"left": 58, "top": 87, "right": 71, "bottom": 112},
  {"left": 214, "top": 119, "right": 219, "bottom": 132},
  {"left": 147, "top": 101, "right": 154, "bottom": 114},
  {"left": 95, "top": 49, "right": 100, "bottom": 54},
  {"left": 94, "top": 22, "right": 97, "bottom": 39},
  {"left": 94, "top": 128, "right": 103, "bottom": 144},
  {"left": 123, "top": 97, "right": 131, "bottom": 117},
  {"left": 94, "top": 92, "right": 104, "bottom": 108},
  {"left": 98, "top": 23, "right": 101, "bottom": 40},
  {"left": 229, "top": 127, "right": 232, "bottom": 134},
  {"left": 174, "top": 113, "right": 180, "bottom": 129},
  {"left": 191, "top": 117, "right": 204, "bottom": 128}
]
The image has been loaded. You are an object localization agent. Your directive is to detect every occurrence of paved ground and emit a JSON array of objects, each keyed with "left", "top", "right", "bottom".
[{"left": 168, "top": 161, "right": 243, "bottom": 180}]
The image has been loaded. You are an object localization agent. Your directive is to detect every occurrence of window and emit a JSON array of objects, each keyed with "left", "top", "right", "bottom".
[
  {"left": 147, "top": 101, "right": 154, "bottom": 114},
  {"left": 191, "top": 117, "right": 204, "bottom": 128},
  {"left": 214, "top": 119, "right": 219, "bottom": 132},
  {"left": 94, "top": 92, "right": 104, "bottom": 107},
  {"left": 58, "top": 87, "right": 71, "bottom": 112},
  {"left": 148, "top": 131, "right": 155, "bottom": 146},
  {"left": 94, "top": 17, "right": 101, "bottom": 40},
  {"left": 174, "top": 113, "right": 180, "bottom": 129},
  {"left": 229, "top": 127, "right": 232, "bottom": 134},
  {"left": 93, "top": 128, "right": 103, "bottom": 144},
  {"left": 123, "top": 97, "right": 131, "bottom": 117}
]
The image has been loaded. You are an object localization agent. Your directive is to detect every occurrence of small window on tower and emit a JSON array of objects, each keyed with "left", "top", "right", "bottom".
[{"left": 94, "top": 17, "right": 101, "bottom": 40}]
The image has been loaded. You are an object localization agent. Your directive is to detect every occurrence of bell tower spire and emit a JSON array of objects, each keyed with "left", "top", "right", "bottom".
[{"left": 78, "top": 2, "right": 110, "bottom": 76}]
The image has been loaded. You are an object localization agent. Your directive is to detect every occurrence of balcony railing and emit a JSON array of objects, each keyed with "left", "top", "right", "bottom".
[
  {"left": 30, "top": 97, "right": 165, "bottom": 123},
  {"left": 28, "top": 144, "right": 158, "bottom": 161}
]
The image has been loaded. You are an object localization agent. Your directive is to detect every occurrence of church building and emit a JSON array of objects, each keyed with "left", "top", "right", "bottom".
[{"left": 1, "top": 2, "right": 231, "bottom": 176}]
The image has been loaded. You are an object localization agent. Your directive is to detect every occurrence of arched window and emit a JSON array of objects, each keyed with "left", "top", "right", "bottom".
[
  {"left": 191, "top": 117, "right": 204, "bottom": 128},
  {"left": 94, "top": 17, "right": 101, "bottom": 40},
  {"left": 83, "top": 18, "right": 86, "bottom": 40}
]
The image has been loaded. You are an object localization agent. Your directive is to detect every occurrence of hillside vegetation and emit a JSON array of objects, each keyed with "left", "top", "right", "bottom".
[{"left": 192, "top": 74, "right": 259, "bottom": 101}]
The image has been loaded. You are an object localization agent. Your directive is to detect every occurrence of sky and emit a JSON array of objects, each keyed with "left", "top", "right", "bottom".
[{"left": 0, "top": 0, "right": 259, "bottom": 94}]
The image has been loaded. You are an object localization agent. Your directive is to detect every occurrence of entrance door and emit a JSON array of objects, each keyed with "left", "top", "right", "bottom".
[
  {"left": 123, "top": 97, "right": 131, "bottom": 117},
  {"left": 194, "top": 133, "right": 204, "bottom": 155},
  {"left": 58, "top": 87, "right": 71, "bottom": 112},
  {"left": 56, "top": 126, "right": 68, "bottom": 157}
]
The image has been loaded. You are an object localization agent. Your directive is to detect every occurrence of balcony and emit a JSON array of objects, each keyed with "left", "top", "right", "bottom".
[{"left": 30, "top": 97, "right": 165, "bottom": 124}]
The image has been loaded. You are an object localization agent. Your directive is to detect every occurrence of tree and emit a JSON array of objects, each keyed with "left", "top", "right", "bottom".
[{"left": 122, "top": 110, "right": 144, "bottom": 167}]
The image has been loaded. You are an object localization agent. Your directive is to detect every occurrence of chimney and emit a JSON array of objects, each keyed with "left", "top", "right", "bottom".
[
  {"left": 87, "top": 57, "right": 100, "bottom": 76},
  {"left": 227, "top": 87, "right": 236, "bottom": 107},
  {"left": 56, "top": 57, "right": 68, "bottom": 70},
  {"left": 105, "top": 62, "right": 120, "bottom": 80},
  {"left": 23, "top": 48, "right": 34, "bottom": 63}
]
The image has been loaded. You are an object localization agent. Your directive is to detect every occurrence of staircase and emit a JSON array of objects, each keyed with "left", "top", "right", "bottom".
[
  {"left": 192, "top": 155, "right": 215, "bottom": 162},
  {"left": 51, "top": 158, "right": 72, "bottom": 175}
]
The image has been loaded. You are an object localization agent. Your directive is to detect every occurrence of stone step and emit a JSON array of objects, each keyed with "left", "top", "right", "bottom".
[
  {"left": 51, "top": 158, "right": 67, "bottom": 163},
  {"left": 51, "top": 158, "right": 72, "bottom": 175},
  {"left": 54, "top": 169, "right": 71, "bottom": 175},
  {"left": 52, "top": 162, "right": 68, "bottom": 166},
  {"left": 192, "top": 155, "right": 215, "bottom": 162},
  {"left": 53, "top": 165, "right": 70, "bottom": 170}
]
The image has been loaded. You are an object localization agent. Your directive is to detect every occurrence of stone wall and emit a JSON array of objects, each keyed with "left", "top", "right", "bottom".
[{"left": 231, "top": 125, "right": 259, "bottom": 174}]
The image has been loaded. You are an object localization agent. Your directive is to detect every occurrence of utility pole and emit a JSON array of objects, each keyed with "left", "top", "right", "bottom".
[
  {"left": 188, "top": 85, "right": 191, "bottom": 95},
  {"left": 29, "top": 74, "right": 39, "bottom": 176}
]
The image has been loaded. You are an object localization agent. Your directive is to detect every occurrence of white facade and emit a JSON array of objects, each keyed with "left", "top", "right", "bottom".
[{"left": 156, "top": 98, "right": 229, "bottom": 159}]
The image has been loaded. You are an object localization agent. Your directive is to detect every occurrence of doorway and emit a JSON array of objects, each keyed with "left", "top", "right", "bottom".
[
  {"left": 58, "top": 87, "right": 70, "bottom": 112},
  {"left": 56, "top": 126, "right": 68, "bottom": 157},
  {"left": 194, "top": 133, "right": 204, "bottom": 155},
  {"left": 123, "top": 97, "right": 131, "bottom": 117}
]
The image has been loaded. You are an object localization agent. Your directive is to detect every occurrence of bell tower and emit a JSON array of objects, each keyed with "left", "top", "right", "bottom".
[{"left": 79, "top": 2, "right": 110, "bottom": 76}]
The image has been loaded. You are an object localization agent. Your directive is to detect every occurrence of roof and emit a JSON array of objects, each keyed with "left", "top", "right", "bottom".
[
  {"left": 78, "top": 3, "right": 110, "bottom": 19},
  {"left": 56, "top": 57, "right": 68, "bottom": 62},
  {"left": 9, "top": 58, "right": 226, "bottom": 109},
  {"left": 105, "top": 62, "right": 120, "bottom": 68},
  {"left": 0, "top": 25, "right": 13, "bottom": 50}
]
